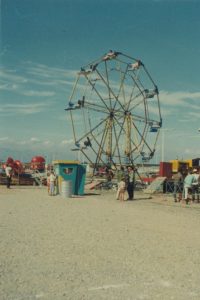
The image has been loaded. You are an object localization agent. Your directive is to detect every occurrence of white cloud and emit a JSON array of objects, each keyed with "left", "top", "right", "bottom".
[
  {"left": 0, "top": 69, "right": 27, "bottom": 83},
  {"left": 184, "top": 148, "right": 196, "bottom": 155},
  {"left": 188, "top": 111, "right": 200, "bottom": 119},
  {"left": 30, "top": 137, "right": 40, "bottom": 143},
  {"left": 43, "top": 140, "right": 51, "bottom": 145},
  {"left": 18, "top": 140, "right": 28, "bottom": 145},
  {"left": 0, "top": 102, "right": 54, "bottom": 115},
  {"left": 0, "top": 137, "right": 9, "bottom": 141},
  {"left": 158, "top": 90, "right": 200, "bottom": 120},
  {"left": 160, "top": 90, "right": 200, "bottom": 107},
  {"left": 22, "top": 90, "right": 55, "bottom": 97},
  {"left": 0, "top": 83, "right": 19, "bottom": 91},
  {"left": 61, "top": 139, "right": 74, "bottom": 145},
  {"left": 0, "top": 63, "right": 76, "bottom": 99},
  {"left": 24, "top": 62, "right": 78, "bottom": 81},
  {"left": 0, "top": 136, "right": 76, "bottom": 161}
]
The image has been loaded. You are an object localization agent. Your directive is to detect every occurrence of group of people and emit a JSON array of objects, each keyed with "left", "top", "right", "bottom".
[
  {"left": 4, "top": 161, "right": 200, "bottom": 204},
  {"left": 172, "top": 168, "right": 200, "bottom": 204},
  {"left": 116, "top": 166, "right": 136, "bottom": 202},
  {"left": 4, "top": 163, "right": 57, "bottom": 196},
  {"left": 115, "top": 165, "right": 200, "bottom": 204}
]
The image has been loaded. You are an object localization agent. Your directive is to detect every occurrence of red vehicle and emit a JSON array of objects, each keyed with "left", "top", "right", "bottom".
[{"left": 31, "top": 156, "right": 46, "bottom": 171}]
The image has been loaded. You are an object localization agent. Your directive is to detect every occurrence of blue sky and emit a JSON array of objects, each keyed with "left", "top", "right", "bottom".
[{"left": 1, "top": 0, "right": 200, "bottom": 163}]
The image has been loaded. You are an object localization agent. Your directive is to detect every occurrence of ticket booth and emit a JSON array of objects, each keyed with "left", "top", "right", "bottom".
[{"left": 53, "top": 160, "right": 86, "bottom": 195}]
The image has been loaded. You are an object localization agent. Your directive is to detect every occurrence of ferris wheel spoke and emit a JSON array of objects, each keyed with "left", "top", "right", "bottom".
[
  {"left": 113, "top": 64, "right": 129, "bottom": 111},
  {"left": 128, "top": 113, "right": 147, "bottom": 123},
  {"left": 68, "top": 74, "right": 80, "bottom": 102},
  {"left": 91, "top": 126, "right": 107, "bottom": 141},
  {"left": 126, "top": 92, "right": 146, "bottom": 113},
  {"left": 128, "top": 86, "right": 149, "bottom": 105},
  {"left": 129, "top": 94, "right": 146, "bottom": 111},
  {"left": 118, "top": 52, "right": 138, "bottom": 61},
  {"left": 82, "top": 59, "right": 100, "bottom": 70},
  {"left": 112, "top": 121, "right": 122, "bottom": 166},
  {"left": 95, "top": 68, "right": 125, "bottom": 112},
  {"left": 93, "top": 122, "right": 110, "bottom": 168},
  {"left": 150, "top": 128, "right": 160, "bottom": 153},
  {"left": 142, "top": 64, "right": 157, "bottom": 87},
  {"left": 89, "top": 141, "right": 106, "bottom": 166},
  {"left": 89, "top": 130, "right": 106, "bottom": 153},
  {"left": 104, "top": 61, "right": 113, "bottom": 109},
  {"left": 112, "top": 68, "right": 145, "bottom": 111},
  {"left": 128, "top": 98, "right": 145, "bottom": 113},
  {"left": 84, "top": 75, "right": 111, "bottom": 111},
  {"left": 84, "top": 100, "right": 107, "bottom": 111},
  {"left": 84, "top": 98, "right": 112, "bottom": 112},
  {"left": 131, "top": 153, "right": 142, "bottom": 163},
  {"left": 80, "top": 128, "right": 108, "bottom": 168},
  {"left": 157, "top": 97, "right": 162, "bottom": 121},
  {"left": 84, "top": 104, "right": 109, "bottom": 115},
  {"left": 113, "top": 115, "right": 127, "bottom": 135},
  {"left": 115, "top": 57, "right": 132, "bottom": 66},
  {"left": 129, "top": 69, "right": 149, "bottom": 93},
  {"left": 131, "top": 121, "right": 153, "bottom": 153},
  {"left": 79, "top": 149, "right": 93, "bottom": 165},
  {"left": 80, "top": 147, "right": 105, "bottom": 167},
  {"left": 87, "top": 122, "right": 109, "bottom": 153},
  {"left": 113, "top": 115, "right": 140, "bottom": 152},
  {"left": 69, "top": 110, "right": 77, "bottom": 143},
  {"left": 76, "top": 115, "right": 109, "bottom": 144},
  {"left": 112, "top": 116, "right": 126, "bottom": 154}
]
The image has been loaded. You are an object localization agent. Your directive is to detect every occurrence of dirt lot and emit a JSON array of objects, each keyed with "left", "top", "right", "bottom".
[{"left": 1, "top": 186, "right": 200, "bottom": 300}]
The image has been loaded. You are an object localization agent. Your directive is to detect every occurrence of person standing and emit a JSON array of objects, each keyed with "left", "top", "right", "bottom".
[
  {"left": 172, "top": 169, "right": 183, "bottom": 202},
  {"left": 48, "top": 171, "right": 56, "bottom": 196},
  {"left": 105, "top": 168, "right": 114, "bottom": 189},
  {"left": 127, "top": 166, "right": 136, "bottom": 200},
  {"left": 116, "top": 166, "right": 125, "bottom": 200},
  {"left": 183, "top": 169, "right": 194, "bottom": 204},
  {"left": 47, "top": 172, "right": 50, "bottom": 194},
  {"left": 117, "top": 177, "right": 126, "bottom": 202},
  {"left": 191, "top": 169, "right": 200, "bottom": 203},
  {"left": 5, "top": 164, "right": 12, "bottom": 188}
]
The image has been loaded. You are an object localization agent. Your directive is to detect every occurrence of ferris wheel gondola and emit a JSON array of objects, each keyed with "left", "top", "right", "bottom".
[{"left": 65, "top": 50, "right": 162, "bottom": 169}]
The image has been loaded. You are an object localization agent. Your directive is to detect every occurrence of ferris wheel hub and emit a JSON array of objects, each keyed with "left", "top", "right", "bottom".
[{"left": 109, "top": 111, "right": 114, "bottom": 118}]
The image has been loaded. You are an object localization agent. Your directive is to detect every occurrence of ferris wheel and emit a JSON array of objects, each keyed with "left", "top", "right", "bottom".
[{"left": 65, "top": 50, "right": 162, "bottom": 168}]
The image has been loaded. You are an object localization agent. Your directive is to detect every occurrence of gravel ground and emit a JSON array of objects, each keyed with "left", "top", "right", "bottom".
[{"left": 1, "top": 186, "right": 200, "bottom": 300}]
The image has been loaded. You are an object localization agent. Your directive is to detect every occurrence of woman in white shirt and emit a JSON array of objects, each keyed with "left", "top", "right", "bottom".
[{"left": 48, "top": 171, "right": 56, "bottom": 196}]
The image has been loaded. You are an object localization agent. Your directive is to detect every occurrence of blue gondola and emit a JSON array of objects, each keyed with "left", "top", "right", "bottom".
[{"left": 150, "top": 127, "right": 158, "bottom": 132}]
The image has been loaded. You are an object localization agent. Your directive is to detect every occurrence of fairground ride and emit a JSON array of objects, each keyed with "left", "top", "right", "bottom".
[{"left": 65, "top": 50, "right": 162, "bottom": 170}]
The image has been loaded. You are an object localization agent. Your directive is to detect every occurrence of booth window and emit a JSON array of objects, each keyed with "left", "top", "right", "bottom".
[{"left": 63, "top": 167, "right": 73, "bottom": 175}]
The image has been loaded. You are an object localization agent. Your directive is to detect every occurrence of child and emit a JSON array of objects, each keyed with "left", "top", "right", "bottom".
[{"left": 117, "top": 178, "right": 126, "bottom": 202}]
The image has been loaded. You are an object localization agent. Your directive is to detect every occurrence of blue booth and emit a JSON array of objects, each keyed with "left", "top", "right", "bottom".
[{"left": 53, "top": 160, "right": 86, "bottom": 196}]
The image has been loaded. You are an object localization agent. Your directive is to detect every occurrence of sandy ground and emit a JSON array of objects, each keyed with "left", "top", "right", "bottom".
[{"left": 1, "top": 186, "right": 200, "bottom": 300}]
